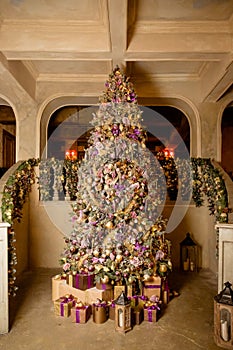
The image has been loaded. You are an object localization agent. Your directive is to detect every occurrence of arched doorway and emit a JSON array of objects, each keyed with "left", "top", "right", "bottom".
[
  {"left": 0, "top": 105, "right": 16, "bottom": 178},
  {"left": 145, "top": 106, "right": 190, "bottom": 156},
  {"left": 46, "top": 105, "right": 190, "bottom": 161},
  {"left": 47, "top": 106, "right": 91, "bottom": 160},
  {"left": 221, "top": 104, "right": 233, "bottom": 180}
]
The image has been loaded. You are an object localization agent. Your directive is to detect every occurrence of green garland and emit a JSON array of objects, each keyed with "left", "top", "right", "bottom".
[
  {"left": 0, "top": 156, "right": 230, "bottom": 296},
  {"left": 1, "top": 158, "right": 40, "bottom": 224},
  {"left": 1, "top": 158, "right": 39, "bottom": 296},
  {"left": 63, "top": 158, "right": 79, "bottom": 200},
  {"left": 191, "top": 158, "right": 230, "bottom": 222}
]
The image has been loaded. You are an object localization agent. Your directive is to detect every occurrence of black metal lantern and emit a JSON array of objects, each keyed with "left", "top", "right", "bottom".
[
  {"left": 115, "top": 291, "right": 131, "bottom": 333},
  {"left": 180, "top": 232, "right": 198, "bottom": 272},
  {"left": 214, "top": 281, "right": 233, "bottom": 348}
]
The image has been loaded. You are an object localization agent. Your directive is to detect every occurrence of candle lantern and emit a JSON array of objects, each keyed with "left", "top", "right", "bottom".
[
  {"left": 115, "top": 291, "right": 131, "bottom": 333},
  {"left": 180, "top": 232, "right": 198, "bottom": 272},
  {"left": 214, "top": 281, "right": 233, "bottom": 348}
]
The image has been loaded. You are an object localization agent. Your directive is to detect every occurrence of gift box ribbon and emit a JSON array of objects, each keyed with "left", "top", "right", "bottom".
[
  {"left": 148, "top": 309, "right": 153, "bottom": 322},
  {"left": 145, "top": 305, "right": 159, "bottom": 322},
  {"left": 75, "top": 306, "right": 88, "bottom": 323},
  {"left": 144, "top": 284, "right": 161, "bottom": 289},
  {"left": 60, "top": 295, "right": 75, "bottom": 316},
  {"left": 99, "top": 283, "right": 109, "bottom": 290}
]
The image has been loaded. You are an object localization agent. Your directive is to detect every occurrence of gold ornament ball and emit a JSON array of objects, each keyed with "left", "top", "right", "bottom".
[
  {"left": 128, "top": 276, "right": 134, "bottom": 284},
  {"left": 105, "top": 249, "right": 111, "bottom": 256},
  {"left": 143, "top": 274, "right": 151, "bottom": 281},
  {"left": 116, "top": 254, "right": 123, "bottom": 262},
  {"left": 101, "top": 275, "right": 109, "bottom": 284},
  {"left": 93, "top": 250, "right": 99, "bottom": 257},
  {"left": 105, "top": 221, "right": 114, "bottom": 229},
  {"left": 159, "top": 264, "right": 167, "bottom": 273}
]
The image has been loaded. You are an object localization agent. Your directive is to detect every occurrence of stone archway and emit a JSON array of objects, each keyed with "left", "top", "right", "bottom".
[
  {"left": 221, "top": 104, "right": 233, "bottom": 180},
  {"left": 39, "top": 96, "right": 98, "bottom": 159},
  {"left": 0, "top": 99, "right": 16, "bottom": 178},
  {"left": 138, "top": 96, "right": 201, "bottom": 158}
]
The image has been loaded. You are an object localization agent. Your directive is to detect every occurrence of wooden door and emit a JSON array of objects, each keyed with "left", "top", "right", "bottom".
[{"left": 3, "top": 130, "right": 15, "bottom": 168}]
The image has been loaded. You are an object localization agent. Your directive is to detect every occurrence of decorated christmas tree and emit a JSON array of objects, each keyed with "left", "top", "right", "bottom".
[{"left": 60, "top": 66, "right": 172, "bottom": 288}]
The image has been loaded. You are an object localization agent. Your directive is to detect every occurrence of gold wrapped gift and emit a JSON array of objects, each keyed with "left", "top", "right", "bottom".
[
  {"left": 143, "top": 276, "right": 162, "bottom": 299},
  {"left": 54, "top": 295, "right": 76, "bottom": 317},
  {"left": 92, "top": 300, "right": 110, "bottom": 324},
  {"left": 143, "top": 306, "right": 158, "bottom": 323},
  {"left": 143, "top": 300, "right": 161, "bottom": 322},
  {"left": 71, "top": 303, "right": 92, "bottom": 323}
]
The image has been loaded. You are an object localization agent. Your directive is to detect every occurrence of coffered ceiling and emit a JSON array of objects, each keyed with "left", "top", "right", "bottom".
[{"left": 0, "top": 0, "right": 233, "bottom": 104}]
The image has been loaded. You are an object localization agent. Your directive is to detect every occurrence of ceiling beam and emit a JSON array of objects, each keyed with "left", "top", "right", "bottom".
[
  {"left": 201, "top": 54, "right": 233, "bottom": 102},
  {"left": 107, "top": 0, "right": 127, "bottom": 70},
  {"left": 0, "top": 52, "right": 36, "bottom": 100}
]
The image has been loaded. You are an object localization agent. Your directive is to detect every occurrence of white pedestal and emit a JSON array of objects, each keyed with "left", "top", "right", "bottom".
[
  {"left": 0, "top": 223, "right": 10, "bottom": 334},
  {"left": 216, "top": 223, "right": 233, "bottom": 293}
]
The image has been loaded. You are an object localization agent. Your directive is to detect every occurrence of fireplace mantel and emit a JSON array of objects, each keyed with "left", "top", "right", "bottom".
[{"left": 215, "top": 223, "right": 233, "bottom": 293}]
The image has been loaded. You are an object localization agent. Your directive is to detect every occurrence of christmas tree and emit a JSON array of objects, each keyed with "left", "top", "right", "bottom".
[{"left": 60, "top": 66, "right": 172, "bottom": 287}]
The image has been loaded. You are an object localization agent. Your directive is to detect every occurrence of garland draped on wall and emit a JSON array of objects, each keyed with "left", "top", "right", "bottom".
[{"left": 0, "top": 156, "right": 231, "bottom": 295}]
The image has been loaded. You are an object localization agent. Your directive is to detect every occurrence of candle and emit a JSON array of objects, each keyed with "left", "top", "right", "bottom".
[
  {"left": 118, "top": 310, "right": 124, "bottom": 327},
  {"left": 183, "top": 261, "right": 189, "bottom": 271},
  {"left": 221, "top": 319, "right": 229, "bottom": 342},
  {"left": 190, "top": 261, "right": 194, "bottom": 271}
]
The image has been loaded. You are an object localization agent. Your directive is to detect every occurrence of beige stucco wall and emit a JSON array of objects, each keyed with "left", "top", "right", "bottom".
[
  {"left": 28, "top": 180, "right": 68, "bottom": 268},
  {"left": 26, "top": 182, "right": 218, "bottom": 274},
  {"left": 164, "top": 203, "right": 217, "bottom": 273}
]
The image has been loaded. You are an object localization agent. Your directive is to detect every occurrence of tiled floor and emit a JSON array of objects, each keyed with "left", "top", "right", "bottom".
[{"left": 0, "top": 268, "right": 222, "bottom": 350}]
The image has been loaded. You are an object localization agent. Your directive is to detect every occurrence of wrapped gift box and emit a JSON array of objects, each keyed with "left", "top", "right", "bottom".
[
  {"left": 71, "top": 303, "right": 92, "bottom": 323},
  {"left": 54, "top": 295, "right": 76, "bottom": 317},
  {"left": 114, "top": 285, "right": 126, "bottom": 299},
  {"left": 73, "top": 273, "right": 95, "bottom": 290},
  {"left": 86, "top": 287, "right": 113, "bottom": 304},
  {"left": 144, "top": 301, "right": 161, "bottom": 323},
  {"left": 144, "top": 306, "right": 158, "bottom": 323},
  {"left": 131, "top": 305, "right": 144, "bottom": 325},
  {"left": 92, "top": 300, "right": 110, "bottom": 324},
  {"left": 109, "top": 301, "right": 115, "bottom": 320},
  {"left": 143, "top": 276, "right": 162, "bottom": 299},
  {"left": 52, "top": 274, "right": 67, "bottom": 301}
]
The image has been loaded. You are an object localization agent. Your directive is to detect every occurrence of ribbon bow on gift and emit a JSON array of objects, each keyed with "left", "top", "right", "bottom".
[
  {"left": 144, "top": 300, "right": 161, "bottom": 311},
  {"left": 93, "top": 298, "right": 108, "bottom": 307},
  {"left": 61, "top": 294, "right": 75, "bottom": 303},
  {"left": 75, "top": 301, "right": 87, "bottom": 309}
]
